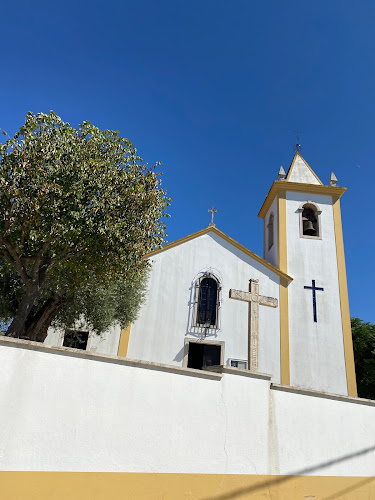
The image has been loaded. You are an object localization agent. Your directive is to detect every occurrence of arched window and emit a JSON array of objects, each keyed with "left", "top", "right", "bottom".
[
  {"left": 267, "top": 213, "right": 274, "bottom": 250},
  {"left": 195, "top": 275, "right": 219, "bottom": 328},
  {"left": 300, "top": 202, "right": 321, "bottom": 238}
]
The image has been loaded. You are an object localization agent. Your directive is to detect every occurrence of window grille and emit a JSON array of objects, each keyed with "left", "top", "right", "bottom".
[{"left": 195, "top": 274, "right": 220, "bottom": 328}]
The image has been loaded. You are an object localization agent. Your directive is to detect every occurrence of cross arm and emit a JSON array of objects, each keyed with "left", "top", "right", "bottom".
[
  {"left": 229, "top": 289, "right": 252, "bottom": 302},
  {"left": 229, "top": 289, "right": 278, "bottom": 308},
  {"left": 258, "top": 296, "right": 278, "bottom": 308}
]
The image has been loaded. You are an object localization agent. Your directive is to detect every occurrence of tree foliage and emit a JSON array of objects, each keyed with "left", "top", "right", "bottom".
[
  {"left": 0, "top": 111, "right": 169, "bottom": 340},
  {"left": 351, "top": 317, "right": 375, "bottom": 400}
]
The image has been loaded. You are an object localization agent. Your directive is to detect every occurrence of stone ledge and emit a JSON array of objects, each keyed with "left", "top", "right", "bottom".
[
  {"left": 0, "top": 336, "right": 222, "bottom": 381},
  {"left": 206, "top": 365, "right": 272, "bottom": 380},
  {"left": 271, "top": 383, "right": 375, "bottom": 407}
]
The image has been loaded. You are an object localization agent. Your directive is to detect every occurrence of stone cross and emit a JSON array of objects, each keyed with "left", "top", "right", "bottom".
[
  {"left": 208, "top": 207, "right": 217, "bottom": 227},
  {"left": 229, "top": 279, "right": 278, "bottom": 371}
]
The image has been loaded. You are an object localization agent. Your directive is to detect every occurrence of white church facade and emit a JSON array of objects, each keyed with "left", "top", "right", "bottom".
[{"left": 47, "top": 151, "right": 356, "bottom": 397}]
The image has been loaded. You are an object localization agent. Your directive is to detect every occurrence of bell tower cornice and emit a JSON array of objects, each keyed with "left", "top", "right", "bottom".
[{"left": 258, "top": 181, "right": 346, "bottom": 219}]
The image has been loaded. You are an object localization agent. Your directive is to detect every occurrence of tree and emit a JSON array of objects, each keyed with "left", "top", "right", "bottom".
[
  {"left": 0, "top": 111, "right": 169, "bottom": 341},
  {"left": 0, "top": 262, "right": 150, "bottom": 342},
  {"left": 351, "top": 317, "right": 375, "bottom": 400}
]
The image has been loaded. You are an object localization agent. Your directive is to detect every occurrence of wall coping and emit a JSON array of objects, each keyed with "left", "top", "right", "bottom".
[
  {"left": 0, "top": 336, "right": 222, "bottom": 381},
  {"left": 206, "top": 365, "right": 272, "bottom": 380},
  {"left": 1, "top": 336, "right": 375, "bottom": 407},
  {"left": 271, "top": 383, "right": 375, "bottom": 407}
]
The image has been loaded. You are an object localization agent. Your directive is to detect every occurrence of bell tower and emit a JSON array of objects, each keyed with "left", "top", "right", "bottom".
[{"left": 258, "top": 150, "right": 357, "bottom": 397}]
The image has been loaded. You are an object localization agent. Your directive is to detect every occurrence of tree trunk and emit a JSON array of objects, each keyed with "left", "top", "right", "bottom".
[
  {"left": 25, "top": 297, "right": 64, "bottom": 343},
  {"left": 6, "top": 284, "right": 40, "bottom": 338}
]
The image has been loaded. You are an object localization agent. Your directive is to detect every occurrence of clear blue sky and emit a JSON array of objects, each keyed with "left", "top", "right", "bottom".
[{"left": 1, "top": 1, "right": 375, "bottom": 321}]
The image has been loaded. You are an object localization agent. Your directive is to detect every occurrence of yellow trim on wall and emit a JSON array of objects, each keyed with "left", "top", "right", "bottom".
[
  {"left": 279, "top": 278, "right": 290, "bottom": 386},
  {"left": 258, "top": 181, "right": 346, "bottom": 220},
  {"left": 117, "top": 324, "right": 131, "bottom": 357},
  {"left": 277, "top": 192, "right": 290, "bottom": 386},
  {"left": 277, "top": 193, "right": 287, "bottom": 273},
  {"left": 0, "top": 471, "right": 373, "bottom": 499},
  {"left": 332, "top": 198, "right": 358, "bottom": 397},
  {"left": 286, "top": 152, "right": 324, "bottom": 185},
  {"left": 146, "top": 226, "right": 293, "bottom": 282}
]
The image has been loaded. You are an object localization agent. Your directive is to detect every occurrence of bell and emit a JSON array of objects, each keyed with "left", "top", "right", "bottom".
[{"left": 304, "top": 220, "right": 316, "bottom": 236}]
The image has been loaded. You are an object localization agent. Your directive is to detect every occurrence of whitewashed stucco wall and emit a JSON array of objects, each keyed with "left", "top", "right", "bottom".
[
  {"left": 286, "top": 191, "right": 347, "bottom": 395},
  {"left": 44, "top": 324, "right": 121, "bottom": 356},
  {"left": 128, "top": 231, "right": 281, "bottom": 383},
  {"left": 0, "top": 340, "right": 374, "bottom": 477}
]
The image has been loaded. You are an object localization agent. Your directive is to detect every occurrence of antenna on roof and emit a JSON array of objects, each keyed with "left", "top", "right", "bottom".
[{"left": 293, "top": 129, "right": 302, "bottom": 153}]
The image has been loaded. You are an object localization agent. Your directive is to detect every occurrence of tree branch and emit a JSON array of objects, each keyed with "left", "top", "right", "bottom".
[
  {"left": 31, "top": 239, "right": 52, "bottom": 280},
  {"left": 0, "top": 239, "right": 30, "bottom": 286}
]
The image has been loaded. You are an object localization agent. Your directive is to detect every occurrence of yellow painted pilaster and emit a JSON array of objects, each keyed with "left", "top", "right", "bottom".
[
  {"left": 117, "top": 324, "right": 131, "bottom": 357},
  {"left": 278, "top": 191, "right": 290, "bottom": 386},
  {"left": 332, "top": 198, "right": 357, "bottom": 397}
]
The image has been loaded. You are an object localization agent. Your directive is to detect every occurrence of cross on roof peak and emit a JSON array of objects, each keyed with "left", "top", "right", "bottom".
[{"left": 208, "top": 207, "right": 217, "bottom": 227}]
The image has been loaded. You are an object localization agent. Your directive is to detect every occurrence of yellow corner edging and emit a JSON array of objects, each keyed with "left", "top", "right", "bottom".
[{"left": 332, "top": 198, "right": 357, "bottom": 397}]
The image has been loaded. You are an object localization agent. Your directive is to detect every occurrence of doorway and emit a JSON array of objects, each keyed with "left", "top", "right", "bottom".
[{"left": 187, "top": 342, "right": 222, "bottom": 370}]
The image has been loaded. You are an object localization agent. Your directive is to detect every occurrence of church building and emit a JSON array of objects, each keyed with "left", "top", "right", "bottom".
[
  {"left": 4, "top": 149, "right": 375, "bottom": 500},
  {"left": 47, "top": 149, "right": 357, "bottom": 398},
  {"left": 122, "top": 150, "right": 357, "bottom": 397}
]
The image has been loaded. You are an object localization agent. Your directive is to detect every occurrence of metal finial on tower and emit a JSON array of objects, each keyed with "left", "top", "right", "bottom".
[
  {"left": 208, "top": 207, "right": 217, "bottom": 227},
  {"left": 293, "top": 130, "right": 302, "bottom": 153}
]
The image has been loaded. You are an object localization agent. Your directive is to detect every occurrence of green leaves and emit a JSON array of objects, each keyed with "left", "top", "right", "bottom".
[
  {"left": 0, "top": 111, "right": 170, "bottom": 338},
  {"left": 351, "top": 317, "right": 375, "bottom": 400}
]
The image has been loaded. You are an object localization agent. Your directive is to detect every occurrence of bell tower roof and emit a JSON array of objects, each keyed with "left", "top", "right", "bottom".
[
  {"left": 286, "top": 152, "right": 323, "bottom": 185},
  {"left": 258, "top": 150, "right": 346, "bottom": 220}
]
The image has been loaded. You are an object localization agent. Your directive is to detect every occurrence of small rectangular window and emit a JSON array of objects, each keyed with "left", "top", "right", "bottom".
[{"left": 63, "top": 330, "right": 89, "bottom": 350}]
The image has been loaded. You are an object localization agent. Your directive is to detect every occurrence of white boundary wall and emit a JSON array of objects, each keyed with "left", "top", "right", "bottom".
[{"left": 0, "top": 338, "right": 374, "bottom": 477}]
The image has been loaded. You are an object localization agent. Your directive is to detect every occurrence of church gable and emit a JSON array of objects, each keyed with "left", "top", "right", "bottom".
[
  {"left": 129, "top": 228, "right": 283, "bottom": 382},
  {"left": 147, "top": 226, "right": 292, "bottom": 283},
  {"left": 286, "top": 153, "right": 323, "bottom": 185}
]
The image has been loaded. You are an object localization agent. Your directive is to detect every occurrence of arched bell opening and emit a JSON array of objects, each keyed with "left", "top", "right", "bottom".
[{"left": 298, "top": 202, "right": 322, "bottom": 238}]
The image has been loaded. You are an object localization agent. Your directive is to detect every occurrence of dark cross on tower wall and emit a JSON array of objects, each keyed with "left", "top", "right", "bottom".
[
  {"left": 304, "top": 280, "right": 324, "bottom": 322},
  {"left": 229, "top": 279, "right": 278, "bottom": 371},
  {"left": 208, "top": 207, "right": 217, "bottom": 227}
]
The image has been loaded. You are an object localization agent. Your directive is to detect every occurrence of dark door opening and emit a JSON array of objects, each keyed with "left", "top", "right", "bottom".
[{"left": 187, "top": 342, "right": 221, "bottom": 370}]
